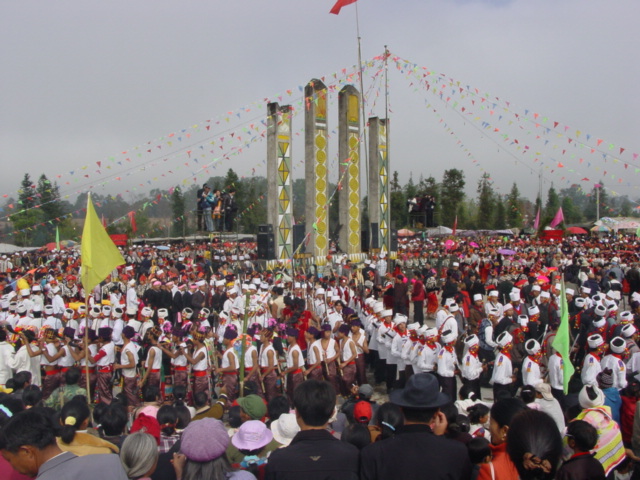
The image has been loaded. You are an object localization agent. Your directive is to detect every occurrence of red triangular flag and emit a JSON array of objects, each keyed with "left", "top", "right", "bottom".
[{"left": 330, "top": 0, "right": 357, "bottom": 15}]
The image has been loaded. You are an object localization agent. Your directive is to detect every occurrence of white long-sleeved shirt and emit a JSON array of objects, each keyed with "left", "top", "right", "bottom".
[
  {"left": 581, "top": 353, "right": 602, "bottom": 387},
  {"left": 522, "top": 355, "right": 543, "bottom": 387},
  {"left": 547, "top": 353, "right": 564, "bottom": 391},
  {"left": 461, "top": 351, "right": 483, "bottom": 381},
  {"left": 491, "top": 353, "right": 513, "bottom": 385},
  {"left": 415, "top": 343, "right": 440, "bottom": 373},
  {"left": 436, "top": 346, "right": 457, "bottom": 377},
  {"left": 601, "top": 354, "right": 627, "bottom": 390},
  {"left": 0, "top": 341, "right": 15, "bottom": 385},
  {"left": 391, "top": 333, "right": 408, "bottom": 369}
]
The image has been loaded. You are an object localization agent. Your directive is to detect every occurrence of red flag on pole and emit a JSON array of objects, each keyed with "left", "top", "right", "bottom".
[
  {"left": 127, "top": 211, "right": 137, "bottom": 233},
  {"left": 330, "top": 0, "right": 357, "bottom": 15},
  {"left": 453, "top": 215, "right": 458, "bottom": 236}
]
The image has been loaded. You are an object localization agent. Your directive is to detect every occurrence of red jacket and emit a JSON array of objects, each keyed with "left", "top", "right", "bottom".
[{"left": 620, "top": 395, "right": 637, "bottom": 445}]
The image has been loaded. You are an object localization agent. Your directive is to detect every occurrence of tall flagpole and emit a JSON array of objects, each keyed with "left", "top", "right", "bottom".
[{"left": 354, "top": 1, "right": 370, "bottom": 246}]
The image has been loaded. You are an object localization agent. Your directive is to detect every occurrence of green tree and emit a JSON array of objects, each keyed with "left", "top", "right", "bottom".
[
  {"left": 506, "top": 183, "right": 523, "bottom": 228},
  {"left": 391, "top": 171, "right": 402, "bottom": 193},
  {"left": 11, "top": 174, "right": 40, "bottom": 246},
  {"left": 493, "top": 195, "right": 507, "bottom": 229},
  {"left": 171, "top": 187, "right": 187, "bottom": 237},
  {"left": 440, "top": 169, "right": 465, "bottom": 228},
  {"left": 545, "top": 185, "right": 561, "bottom": 219},
  {"left": 476, "top": 173, "right": 495, "bottom": 228},
  {"left": 561, "top": 196, "right": 582, "bottom": 224}
]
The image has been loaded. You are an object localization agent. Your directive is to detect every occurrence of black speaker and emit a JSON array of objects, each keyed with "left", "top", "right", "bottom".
[
  {"left": 370, "top": 223, "right": 380, "bottom": 249},
  {"left": 292, "top": 224, "right": 306, "bottom": 254},
  {"left": 258, "top": 224, "right": 273, "bottom": 234},
  {"left": 257, "top": 232, "right": 275, "bottom": 259},
  {"left": 361, "top": 230, "right": 369, "bottom": 252},
  {"left": 390, "top": 229, "right": 398, "bottom": 251}
]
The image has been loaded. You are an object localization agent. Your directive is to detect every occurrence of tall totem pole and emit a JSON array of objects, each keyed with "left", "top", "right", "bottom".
[
  {"left": 338, "top": 85, "right": 361, "bottom": 255},
  {"left": 266, "top": 102, "right": 293, "bottom": 259},
  {"left": 368, "top": 117, "right": 390, "bottom": 253},
  {"left": 304, "top": 79, "right": 329, "bottom": 264}
]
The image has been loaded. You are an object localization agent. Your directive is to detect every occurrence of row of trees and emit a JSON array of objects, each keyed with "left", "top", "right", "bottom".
[{"left": 2, "top": 168, "right": 636, "bottom": 247}]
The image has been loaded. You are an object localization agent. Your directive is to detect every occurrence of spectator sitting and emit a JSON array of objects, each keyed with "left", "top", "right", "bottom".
[
  {"left": 192, "top": 390, "right": 224, "bottom": 421},
  {"left": 266, "top": 395, "right": 290, "bottom": 427},
  {"left": 231, "top": 420, "right": 275, "bottom": 477},
  {"left": 120, "top": 432, "right": 159, "bottom": 480},
  {"left": 341, "top": 423, "right": 371, "bottom": 450},
  {"left": 269, "top": 412, "right": 300, "bottom": 448},
  {"left": 236, "top": 394, "right": 267, "bottom": 423},
  {"left": 171, "top": 417, "right": 254, "bottom": 480},
  {"left": 22, "top": 385, "right": 43, "bottom": 409},
  {"left": 0, "top": 409, "right": 128, "bottom": 479},
  {"left": 506, "top": 409, "right": 563, "bottom": 480},
  {"left": 44, "top": 367, "right": 88, "bottom": 411},
  {"left": 58, "top": 397, "right": 119, "bottom": 455},
  {"left": 266, "top": 379, "right": 360, "bottom": 479},
  {"left": 100, "top": 402, "right": 129, "bottom": 449},
  {"left": 369, "top": 401, "right": 404, "bottom": 443},
  {"left": 555, "top": 420, "right": 605, "bottom": 480},
  {"left": 157, "top": 405, "right": 181, "bottom": 454},
  {"left": 467, "top": 436, "right": 492, "bottom": 480}
]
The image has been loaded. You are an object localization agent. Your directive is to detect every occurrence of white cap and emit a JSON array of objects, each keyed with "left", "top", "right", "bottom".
[
  {"left": 465, "top": 334, "right": 479, "bottom": 348},
  {"left": 566, "top": 288, "right": 575, "bottom": 296},
  {"left": 581, "top": 286, "right": 591, "bottom": 294},
  {"left": 574, "top": 297, "right": 586, "bottom": 308},
  {"left": 407, "top": 322, "right": 420, "bottom": 331},
  {"left": 592, "top": 317, "right": 606, "bottom": 328},
  {"left": 417, "top": 325, "right": 429, "bottom": 336},
  {"left": 373, "top": 302, "right": 384, "bottom": 314},
  {"left": 126, "top": 307, "right": 137, "bottom": 316},
  {"left": 440, "top": 330, "right": 456, "bottom": 344},
  {"left": 316, "top": 288, "right": 326, "bottom": 296},
  {"left": 620, "top": 311, "right": 633, "bottom": 323},
  {"left": 102, "top": 306, "right": 112, "bottom": 315},
  {"left": 606, "top": 290, "right": 621, "bottom": 300},
  {"left": 488, "top": 308, "right": 499, "bottom": 316},
  {"left": 44, "top": 305, "right": 54, "bottom": 315},
  {"left": 540, "top": 291, "right": 551, "bottom": 299},
  {"left": 381, "top": 309, "right": 393, "bottom": 318},
  {"left": 509, "top": 292, "right": 520, "bottom": 302},
  {"left": 594, "top": 304, "right": 607, "bottom": 317},
  {"left": 588, "top": 334, "right": 604, "bottom": 349},
  {"left": 621, "top": 324, "right": 636, "bottom": 338},
  {"left": 449, "top": 304, "right": 459, "bottom": 313},
  {"left": 20, "top": 288, "right": 30, "bottom": 296},
  {"left": 531, "top": 285, "right": 541, "bottom": 292},
  {"left": 610, "top": 336, "right": 626, "bottom": 354},
  {"left": 141, "top": 307, "right": 153, "bottom": 317},
  {"left": 488, "top": 290, "right": 499, "bottom": 297},
  {"left": 452, "top": 262, "right": 460, "bottom": 267},
  {"left": 528, "top": 305, "right": 540, "bottom": 316},
  {"left": 158, "top": 308, "right": 169, "bottom": 318},
  {"left": 554, "top": 283, "right": 561, "bottom": 291},
  {"left": 525, "top": 339, "right": 541, "bottom": 355},
  {"left": 496, "top": 331, "right": 513, "bottom": 347},
  {"left": 502, "top": 303, "right": 513, "bottom": 312},
  {"left": 425, "top": 328, "right": 438, "bottom": 339},
  {"left": 32, "top": 285, "right": 41, "bottom": 292},
  {"left": 473, "top": 294, "right": 483, "bottom": 302},
  {"left": 16, "top": 304, "right": 27, "bottom": 314},
  {"left": 393, "top": 314, "right": 408, "bottom": 325},
  {"left": 196, "top": 280, "right": 206, "bottom": 287},
  {"left": 518, "top": 315, "right": 529, "bottom": 327},
  {"left": 90, "top": 306, "right": 101, "bottom": 317}
]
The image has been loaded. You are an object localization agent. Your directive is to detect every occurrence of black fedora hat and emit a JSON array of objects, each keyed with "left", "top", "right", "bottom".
[{"left": 389, "top": 373, "right": 450, "bottom": 409}]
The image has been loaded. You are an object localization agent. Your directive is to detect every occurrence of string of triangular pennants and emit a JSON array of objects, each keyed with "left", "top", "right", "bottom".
[
  {"left": 1, "top": 57, "right": 384, "bottom": 212},
  {"left": 389, "top": 52, "right": 639, "bottom": 209}
]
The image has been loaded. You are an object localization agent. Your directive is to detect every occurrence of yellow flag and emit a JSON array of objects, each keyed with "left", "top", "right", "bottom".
[{"left": 81, "top": 194, "right": 125, "bottom": 292}]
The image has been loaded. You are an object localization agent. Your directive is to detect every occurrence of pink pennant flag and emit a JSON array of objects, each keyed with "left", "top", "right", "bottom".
[
  {"left": 549, "top": 207, "right": 564, "bottom": 228},
  {"left": 533, "top": 207, "right": 540, "bottom": 230}
]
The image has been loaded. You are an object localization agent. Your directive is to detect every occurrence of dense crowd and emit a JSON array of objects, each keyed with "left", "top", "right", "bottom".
[{"left": 2, "top": 232, "right": 640, "bottom": 479}]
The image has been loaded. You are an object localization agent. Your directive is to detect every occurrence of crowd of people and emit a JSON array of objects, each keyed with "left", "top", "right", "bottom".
[{"left": 1, "top": 232, "right": 640, "bottom": 478}]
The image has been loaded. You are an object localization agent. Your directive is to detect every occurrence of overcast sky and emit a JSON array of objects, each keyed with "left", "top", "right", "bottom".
[{"left": 2, "top": 0, "right": 639, "bottom": 210}]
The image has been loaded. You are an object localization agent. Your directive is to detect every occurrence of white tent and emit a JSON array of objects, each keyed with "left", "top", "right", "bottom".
[{"left": 0, "top": 243, "right": 38, "bottom": 254}]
